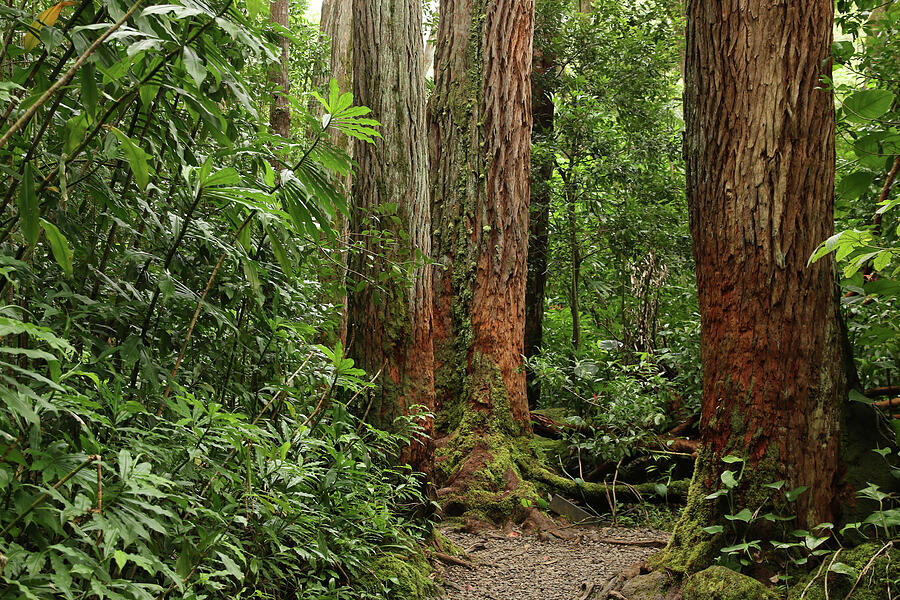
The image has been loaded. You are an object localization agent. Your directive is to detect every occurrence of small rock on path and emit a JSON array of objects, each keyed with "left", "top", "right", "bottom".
[{"left": 435, "top": 525, "right": 669, "bottom": 600}]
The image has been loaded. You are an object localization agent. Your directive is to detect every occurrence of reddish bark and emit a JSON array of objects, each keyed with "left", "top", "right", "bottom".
[
  {"left": 684, "top": 0, "right": 842, "bottom": 525},
  {"left": 430, "top": 0, "right": 534, "bottom": 429}
]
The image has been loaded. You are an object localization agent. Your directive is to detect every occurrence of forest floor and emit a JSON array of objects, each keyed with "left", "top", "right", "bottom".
[{"left": 434, "top": 521, "right": 669, "bottom": 600}]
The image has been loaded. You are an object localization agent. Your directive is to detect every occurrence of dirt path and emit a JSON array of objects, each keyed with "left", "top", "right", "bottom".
[{"left": 434, "top": 524, "right": 669, "bottom": 600}]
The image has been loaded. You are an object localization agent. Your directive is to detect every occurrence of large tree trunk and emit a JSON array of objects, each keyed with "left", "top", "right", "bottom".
[
  {"left": 347, "top": 0, "right": 434, "bottom": 471},
  {"left": 268, "top": 0, "right": 290, "bottom": 138},
  {"left": 659, "top": 0, "right": 844, "bottom": 575},
  {"left": 524, "top": 9, "right": 555, "bottom": 410},
  {"left": 429, "top": 0, "right": 535, "bottom": 517},
  {"left": 317, "top": 0, "right": 352, "bottom": 346}
]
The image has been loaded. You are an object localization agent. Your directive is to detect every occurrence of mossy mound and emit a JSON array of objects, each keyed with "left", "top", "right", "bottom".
[
  {"left": 788, "top": 542, "right": 900, "bottom": 600},
  {"left": 620, "top": 571, "right": 670, "bottom": 600},
  {"left": 682, "top": 566, "right": 778, "bottom": 600},
  {"left": 359, "top": 552, "right": 436, "bottom": 600},
  {"left": 434, "top": 429, "right": 540, "bottom": 521}
]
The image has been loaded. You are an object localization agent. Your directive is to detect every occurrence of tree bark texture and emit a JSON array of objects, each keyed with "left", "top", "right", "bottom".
[
  {"left": 319, "top": 0, "right": 353, "bottom": 144},
  {"left": 430, "top": 0, "right": 534, "bottom": 432},
  {"left": 347, "top": 0, "right": 435, "bottom": 470},
  {"left": 268, "top": 0, "right": 290, "bottom": 138},
  {"left": 524, "top": 20, "right": 555, "bottom": 410},
  {"left": 663, "top": 0, "right": 844, "bottom": 573},
  {"left": 317, "top": 0, "right": 353, "bottom": 346}
]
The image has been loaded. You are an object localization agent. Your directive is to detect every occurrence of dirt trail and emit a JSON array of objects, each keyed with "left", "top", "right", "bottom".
[{"left": 434, "top": 524, "right": 669, "bottom": 600}]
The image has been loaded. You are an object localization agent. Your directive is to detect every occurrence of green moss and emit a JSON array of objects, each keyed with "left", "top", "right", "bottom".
[
  {"left": 360, "top": 553, "right": 436, "bottom": 600},
  {"left": 788, "top": 543, "right": 900, "bottom": 600},
  {"left": 432, "top": 530, "right": 465, "bottom": 557},
  {"left": 527, "top": 435, "right": 570, "bottom": 465},
  {"left": 682, "top": 566, "right": 778, "bottom": 600},
  {"left": 649, "top": 450, "right": 719, "bottom": 574}
]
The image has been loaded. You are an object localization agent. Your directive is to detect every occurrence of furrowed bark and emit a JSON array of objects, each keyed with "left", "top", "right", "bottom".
[
  {"left": 659, "top": 0, "right": 844, "bottom": 574},
  {"left": 347, "top": 0, "right": 434, "bottom": 471},
  {"left": 429, "top": 0, "right": 535, "bottom": 515}
]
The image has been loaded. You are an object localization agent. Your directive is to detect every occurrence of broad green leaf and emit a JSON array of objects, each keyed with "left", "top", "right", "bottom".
[
  {"left": 18, "top": 161, "right": 39, "bottom": 246},
  {"left": 40, "top": 219, "right": 73, "bottom": 277},
  {"left": 837, "top": 171, "right": 874, "bottom": 200},
  {"left": 829, "top": 562, "right": 857, "bottom": 577},
  {"left": 720, "top": 469, "right": 738, "bottom": 489},
  {"left": 785, "top": 486, "right": 808, "bottom": 502},
  {"left": 844, "top": 89, "right": 896, "bottom": 122},
  {"left": 725, "top": 508, "right": 753, "bottom": 522},
  {"left": 264, "top": 222, "right": 293, "bottom": 279},
  {"left": 80, "top": 62, "right": 99, "bottom": 116},
  {"left": 108, "top": 126, "right": 150, "bottom": 190},
  {"left": 65, "top": 114, "right": 89, "bottom": 154},
  {"left": 702, "top": 525, "right": 724, "bottom": 534},
  {"left": 183, "top": 46, "right": 206, "bottom": 86}
]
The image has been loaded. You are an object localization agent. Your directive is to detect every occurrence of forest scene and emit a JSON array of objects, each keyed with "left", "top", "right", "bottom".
[{"left": 1, "top": 0, "right": 899, "bottom": 598}]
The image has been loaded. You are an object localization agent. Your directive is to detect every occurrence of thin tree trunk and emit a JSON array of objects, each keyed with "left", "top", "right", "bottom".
[
  {"left": 567, "top": 191, "right": 581, "bottom": 351},
  {"left": 659, "top": 0, "right": 844, "bottom": 574},
  {"left": 524, "top": 11, "right": 555, "bottom": 409},
  {"left": 268, "top": 0, "right": 290, "bottom": 138},
  {"left": 347, "top": 0, "right": 434, "bottom": 471},
  {"left": 429, "top": 0, "right": 535, "bottom": 512}
]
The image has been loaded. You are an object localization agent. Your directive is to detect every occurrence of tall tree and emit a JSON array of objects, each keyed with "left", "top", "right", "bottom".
[
  {"left": 659, "top": 0, "right": 844, "bottom": 573},
  {"left": 317, "top": 0, "right": 353, "bottom": 345},
  {"left": 430, "top": 0, "right": 535, "bottom": 511},
  {"left": 268, "top": 0, "right": 290, "bottom": 137},
  {"left": 524, "top": 0, "right": 560, "bottom": 409},
  {"left": 347, "top": 0, "right": 434, "bottom": 470}
]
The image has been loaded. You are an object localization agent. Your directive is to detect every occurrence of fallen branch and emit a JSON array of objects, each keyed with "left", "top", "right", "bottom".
[
  {"left": 873, "top": 397, "right": 900, "bottom": 409},
  {"left": 866, "top": 386, "right": 900, "bottom": 398},
  {"left": 600, "top": 537, "right": 668, "bottom": 548}
]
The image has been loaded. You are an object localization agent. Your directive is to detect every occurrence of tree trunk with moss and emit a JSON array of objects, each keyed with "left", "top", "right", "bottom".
[
  {"left": 347, "top": 0, "right": 435, "bottom": 471},
  {"left": 657, "top": 0, "right": 844, "bottom": 575},
  {"left": 429, "top": 0, "right": 535, "bottom": 516}
]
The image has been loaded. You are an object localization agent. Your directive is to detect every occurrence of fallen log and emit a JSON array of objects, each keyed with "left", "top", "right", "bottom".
[
  {"left": 873, "top": 397, "right": 900, "bottom": 409},
  {"left": 866, "top": 386, "right": 900, "bottom": 398},
  {"left": 520, "top": 458, "right": 691, "bottom": 504}
]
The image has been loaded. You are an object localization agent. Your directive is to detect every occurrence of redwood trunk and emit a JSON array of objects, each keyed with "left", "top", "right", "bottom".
[
  {"left": 664, "top": 0, "right": 843, "bottom": 572},
  {"left": 347, "top": 0, "right": 434, "bottom": 469},
  {"left": 430, "top": 0, "right": 534, "bottom": 431},
  {"left": 268, "top": 0, "right": 290, "bottom": 138}
]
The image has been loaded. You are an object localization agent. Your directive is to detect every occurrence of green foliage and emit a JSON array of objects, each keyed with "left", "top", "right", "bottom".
[
  {"left": 813, "top": 0, "right": 900, "bottom": 394},
  {"left": 526, "top": 347, "right": 673, "bottom": 462},
  {"left": 0, "top": 1, "right": 429, "bottom": 598}
]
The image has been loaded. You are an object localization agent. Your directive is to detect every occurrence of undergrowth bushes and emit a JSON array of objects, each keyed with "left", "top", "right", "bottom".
[
  {"left": 1, "top": 324, "right": 430, "bottom": 599},
  {"left": 0, "top": 0, "right": 431, "bottom": 597}
]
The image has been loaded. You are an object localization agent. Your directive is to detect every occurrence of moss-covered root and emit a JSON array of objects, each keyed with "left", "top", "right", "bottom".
[
  {"left": 360, "top": 552, "right": 436, "bottom": 600},
  {"left": 520, "top": 457, "right": 690, "bottom": 504},
  {"left": 788, "top": 542, "right": 900, "bottom": 600},
  {"left": 648, "top": 455, "right": 719, "bottom": 574},
  {"left": 681, "top": 566, "right": 779, "bottom": 600},
  {"left": 434, "top": 429, "right": 540, "bottom": 521}
]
